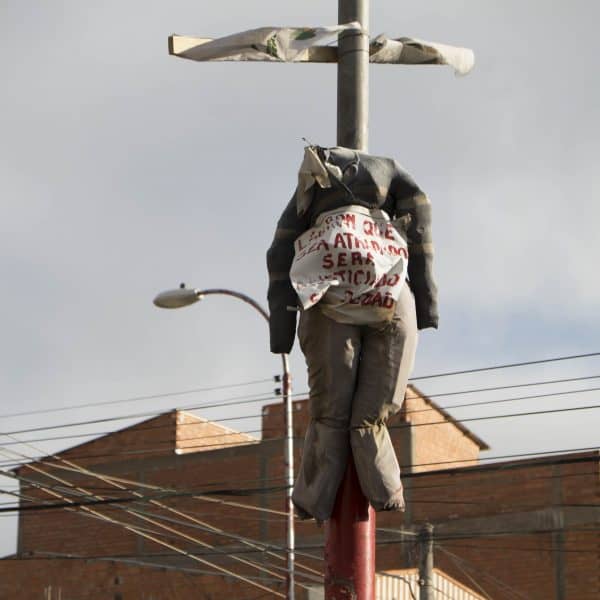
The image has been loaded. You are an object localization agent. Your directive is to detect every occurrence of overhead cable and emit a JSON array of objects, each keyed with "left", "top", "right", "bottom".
[
  {"left": 409, "top": 351, "right": 600, "bottom": 381},
  {"left": 0, "top": 377, "right": 274, "bottom": 420}
]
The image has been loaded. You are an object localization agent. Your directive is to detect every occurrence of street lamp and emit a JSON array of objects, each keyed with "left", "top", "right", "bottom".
[{"left": 153, "top": 284, "right": 296, "bottom": 600}]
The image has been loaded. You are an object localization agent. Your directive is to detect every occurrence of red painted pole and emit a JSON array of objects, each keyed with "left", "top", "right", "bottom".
[
  {"left": 327, "top": 0, "right": 374, "bottom": 597},
  {"left": 325, "top": 458, "right": 376, "bottom": 599}
]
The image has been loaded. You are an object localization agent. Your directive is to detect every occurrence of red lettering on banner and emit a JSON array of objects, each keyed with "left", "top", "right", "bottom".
[
  {"left": 353, "top": 270, "right": 365, "bottom": 285},
  {"left": 372, "top": 292, "right": 383, "bottom": 307},
  {"left": 334, "top": 233, "right": 347, "bottom": 249},
  {"left": 386, "top": 245, "right": 408, "bottom": 258},
  {"left": 342, "top": 213, "right": 356, "bottom": 229},
  {"left": 385, "top": 225, "right": 395, "bottom": 240},
  {"left": 363, "top": 220, "right": 374, "bottom": 235},
  {"left": 343, "top": 233, "right": 354, "bottom": 248},
  {"left": 322, "top": 254, "right": 333, "bottom": 269},
  {"left": 351, "top": 252, "right": 362, "bottom": 266},
  {"left": 387, "top": 274, "right": 400, "bottom": 287},
  {"left": 366, "top": 252, "right": 375, "bottom": 265},
  {"left": 371, "top": 240, "right": 381, "bottom": 253},
  {"left": 338, "top": 253, "right": 348, "bottom": 267},
  {"left": 351, "top": 236, "right": 362, "bottom": 250}
]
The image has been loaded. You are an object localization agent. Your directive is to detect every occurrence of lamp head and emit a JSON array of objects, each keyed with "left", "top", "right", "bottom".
[{"left": 153, "top": 283, "right": 201, "bottom": 309}]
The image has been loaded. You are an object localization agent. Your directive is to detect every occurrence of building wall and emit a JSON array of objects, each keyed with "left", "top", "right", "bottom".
[
  {"left": 377, "top": 451, "right": 600, "bottom": 600},
  {"left": 398, "top": 387, "right": 483, "bottom": 472},
  {"left": 0, "top": 558, "right": 276, "bottom": 600},
  {"left": 7, "top": 404, "right": 600, "bottom": 600}
]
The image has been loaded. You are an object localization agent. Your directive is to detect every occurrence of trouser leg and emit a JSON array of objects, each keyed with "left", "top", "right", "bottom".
[
  {"left": 350, "top": 284, "right": 418, "bottom": 511},
  {"left": 292, "top": 306, "right": 360, "bottom": 522}
]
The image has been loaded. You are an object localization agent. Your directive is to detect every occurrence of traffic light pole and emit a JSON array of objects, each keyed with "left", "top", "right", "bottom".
[{"left": 324, "top": 2, "right": 375, "bottom": 599}]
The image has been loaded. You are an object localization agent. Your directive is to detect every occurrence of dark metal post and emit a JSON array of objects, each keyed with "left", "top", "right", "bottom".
[
  {"left": 324, "top": 1, "right": 373, "bottom": 599},
  {"left": 418, "top": 523, "right": 434, "bottom": 600}
]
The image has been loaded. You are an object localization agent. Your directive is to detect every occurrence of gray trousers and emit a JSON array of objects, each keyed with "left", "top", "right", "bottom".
[{"left": 292, "top": 283, "right": 418, "bottom": 522}]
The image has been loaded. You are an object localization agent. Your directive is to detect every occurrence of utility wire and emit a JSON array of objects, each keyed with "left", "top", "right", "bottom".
[
  {"left": 2, "top": 451, "right": 598, "bottom": 507},
  {"left": 3, "top": 454, "right": 598, "bottom": 514},
  {"left": 410, "top": 351, "right": 600, "bottom": 381},
  {"left": 4, "top": 392, "right": 600, "bottom": 441},
  {"left": 435, "top": 545, "right": 495, "bottom": 600},
  {"left": 406, "top": 385, "right": 600, "bottom": 414},
  {"left": 390, "top": 403, "right": 600, "bottom": 430},
  {"left": 3, "top": 351, "right": 599, "bottom": 427},
  {"left": 0, "top": 392, "right": 288, "bottom": 436},
  {"left": 435, "top": 541, "right": 600, "bottom": 555},
  {"left": 437, "top": 544, "right": 529, "bottom": 600},
  {"left": 3, "top": 459, "right": 324, "bottom": 578},
  {"left": 2, "top": 444, "right": 598, "bottom": 492},
  {"left": 0, "top": 377, "right": 275, "bottom": 420},
  {"left": 0, "top": 366, "right": 600, "bottom": 439},
  {"left": 28, "top": 551, "right": 290, "bottom": 583},
  {"left": 423, "top": 374, "right": 600, "bottom": 399},
  {"left": 0, "top": 448, "right": 290, "bottom": 596},
  {"left": 4, "top": 375, "right": 600, "bottom": 447}
]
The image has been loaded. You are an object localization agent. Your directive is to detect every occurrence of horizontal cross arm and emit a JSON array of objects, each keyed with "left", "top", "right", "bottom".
[
  {"left": 168, "top": 35, "right": 336, "bottom": 63},
  {"left": 168, "top": 34, "right": 474, "bottom": 74}
]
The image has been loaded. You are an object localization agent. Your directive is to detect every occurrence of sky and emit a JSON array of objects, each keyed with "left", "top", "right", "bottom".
[{"left": 1, "top": 0, "right": 599, "bottom": 557}]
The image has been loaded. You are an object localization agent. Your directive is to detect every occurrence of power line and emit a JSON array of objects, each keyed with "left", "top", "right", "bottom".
[
  {"left": 4, "top": 391, "right": 600, "bottom": 443},
  {"left": 408, "top": 385, "right": 600, "bottom": 414},
  {"left": 409, "top": 351, "right": 600, "bottom": 381},
  {"left": 0, "top": 392, "right": 284, "bottom": 436},
  {"left": 3, "top": 352, "right": 599, "bottom": 430},
  {"left": 0, "top": 377, "right": 275, "bottom": 420},
  {"left": 1, "top": 435, "right": 597, "bottom": 484},
  {"left": 437, "top": 541, "right": 600, "bottom": 555},
  {"left": 4, "top": 372, "right": 600, "bottom": 451},
  {"left": 3, "top": 452, "right": 597, "bottom": 514},
  {"left": 3, "top": 455, "right": 298, "bottom": 594},
  {"left": 390, "top": 403, "right": 600, "bottom": 430},
  {"left": 423, "top": 374, "right": 600, "bottom": 399},
  {"left": 1, "top": 367, "right": 599, "bottom": 460}
]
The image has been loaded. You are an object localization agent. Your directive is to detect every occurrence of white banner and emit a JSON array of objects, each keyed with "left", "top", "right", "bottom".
[
  {"left": 178, "top": 22, "right": 362, "bottom": 62},
  {"left": 290, "top": 206, "right": 408, "bottom": 319}
]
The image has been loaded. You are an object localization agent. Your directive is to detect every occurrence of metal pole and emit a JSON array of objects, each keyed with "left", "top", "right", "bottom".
[
  {"left": 418, "top": 523, "right": 434, "bottom": 600},
  {"left": 189, "top": 289, "right": 295, "bottom": 599},
  {"left": 282, "top": 354, "right": 295, "bottom": 600},
  {"left": 325, "top": 460, "right": 375, "bottom": 599},
  {"left": 324, "top": 1, "right": 374, "bottom": 599},
  {"left": 337, "top": 0, "right": 369, "bottom": 151}
]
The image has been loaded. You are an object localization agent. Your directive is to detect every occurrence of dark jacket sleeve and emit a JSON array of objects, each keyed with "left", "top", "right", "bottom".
[
  {"left": 392, "top": 165, "right": 439, "bottom": 330},
  {"left": 266, "top": 190, "right": 310, "bottom": 354}
]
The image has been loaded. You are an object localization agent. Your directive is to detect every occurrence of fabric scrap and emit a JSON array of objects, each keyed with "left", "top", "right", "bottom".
[
  {"left": 178, "top": 22, "right": 362, "bottom": 63},
  {"left": 370, "top": 34, "right": 475, "bottom": 75}
]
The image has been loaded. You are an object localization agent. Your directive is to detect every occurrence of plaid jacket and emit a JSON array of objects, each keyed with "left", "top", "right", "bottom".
[{"left": 266, "top": 147, "right": 438, "bottom": 354}]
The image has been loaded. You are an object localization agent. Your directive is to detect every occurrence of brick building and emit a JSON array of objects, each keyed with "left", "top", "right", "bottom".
[{"left": 1, "top": 385, "right": 598, "bottom": 599}]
